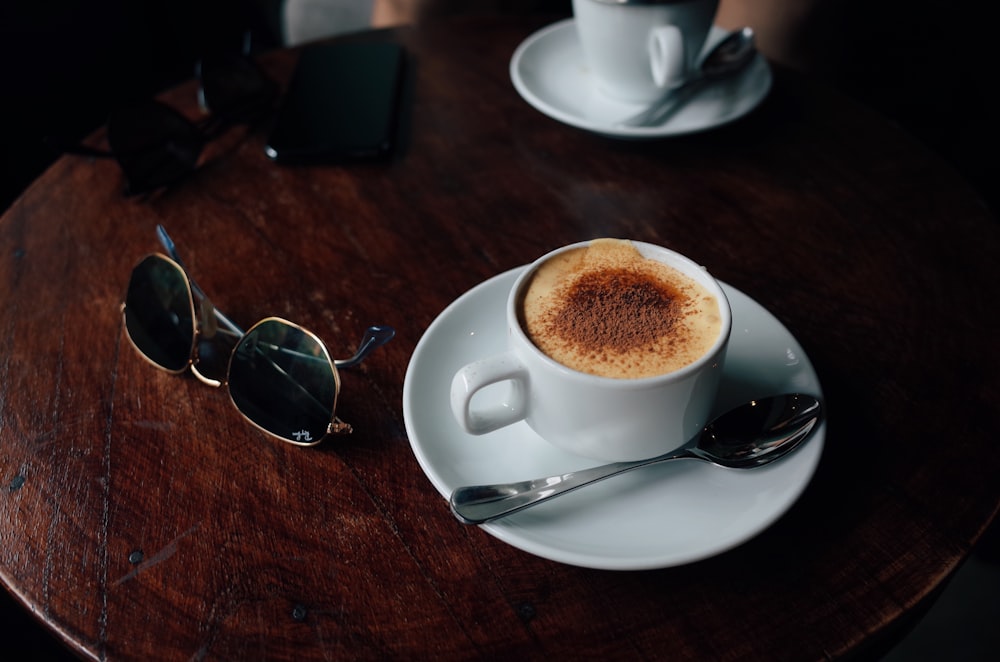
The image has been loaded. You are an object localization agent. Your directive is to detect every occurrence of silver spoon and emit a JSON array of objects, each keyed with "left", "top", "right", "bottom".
[
  {"left": 450, "top": 393, "right": 822, "bottom": 524},
  {"left": 619, "top": 26, "right": 757, "bottom": 128}
]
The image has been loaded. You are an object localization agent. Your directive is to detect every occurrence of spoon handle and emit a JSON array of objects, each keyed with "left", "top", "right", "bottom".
[
  {"left": 618, "top": 81, "right": 701, "bottom": 128},
  {"left": 449, "top": 445, "right": 696, "bottom": 524}
]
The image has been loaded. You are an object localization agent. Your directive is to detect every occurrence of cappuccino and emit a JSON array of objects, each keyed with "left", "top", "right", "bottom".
[{"left": 520, "top": 239, "right": 721, "bottom": 379}]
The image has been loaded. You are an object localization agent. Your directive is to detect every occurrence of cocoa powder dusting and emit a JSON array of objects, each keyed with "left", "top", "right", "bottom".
[
  {"left": 542, "top": 268, "right": 683, "bottom": 354},
  {"left": 520, "top": 239, "right": 721, "bottom": 378}
]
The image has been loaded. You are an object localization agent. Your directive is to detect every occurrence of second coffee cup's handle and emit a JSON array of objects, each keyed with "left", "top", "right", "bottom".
[
  {"left": 450, "top": 351, "right": 528, "bottom": 435},
  {"left": 648, "top": 25, "right": 686, "bottom": 88}
]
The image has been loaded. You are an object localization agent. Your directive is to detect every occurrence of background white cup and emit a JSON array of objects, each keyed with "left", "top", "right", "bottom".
[
  {"left": 450, "top": 241, "right": 732, "bottom": 462},
  {"left": 573, "top": 0, "right": 720, "bottom": 103}
]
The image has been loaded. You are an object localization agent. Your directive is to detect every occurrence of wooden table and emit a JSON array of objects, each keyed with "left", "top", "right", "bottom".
[{"left": 2, "top": 14, "right": 998, "bottom": 661}]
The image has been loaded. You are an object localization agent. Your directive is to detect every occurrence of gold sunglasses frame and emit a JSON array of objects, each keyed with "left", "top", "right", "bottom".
[{"left": 122, "top": 232, "right": 360, "bottom": 446}]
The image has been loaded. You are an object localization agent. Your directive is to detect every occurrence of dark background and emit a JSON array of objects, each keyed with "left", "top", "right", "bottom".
[
  {"left": 1, "top": 1, "right": 995, "bottom": 215},
  {"left": 0, "top": 1, "right": 283, "bottom": 211},
  {"left": 1, "top": 1, "right": 996, "bottom": 659}
]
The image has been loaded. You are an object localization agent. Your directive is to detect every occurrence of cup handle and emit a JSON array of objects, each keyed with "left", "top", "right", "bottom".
[
  {"left": 450, "top": 351, "right": 528, "bottom": 435},
  {"left": 649, "top": 25, "right": 686, "bottom": 88}
]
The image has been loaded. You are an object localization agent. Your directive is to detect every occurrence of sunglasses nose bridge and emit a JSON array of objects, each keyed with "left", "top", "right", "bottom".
[
  {"left": 190, "top": 321, "right": 243, "bottom": 387},
  {"left": 191, "top": 363, "right": 224, "bottom": 388}
]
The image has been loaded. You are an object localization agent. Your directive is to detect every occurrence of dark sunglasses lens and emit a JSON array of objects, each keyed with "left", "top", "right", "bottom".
[
  {"left": 124, "top": 255, "right": 195, "bottom": 372},
  {"left": 197, "top": 52, "right": 277, "bottom": 122},
  {"left": 229, "top": 320, "right": 337, "bottom": 444},
  {"left": 108, "top": 101, "right": 205, "bottom": 195}
]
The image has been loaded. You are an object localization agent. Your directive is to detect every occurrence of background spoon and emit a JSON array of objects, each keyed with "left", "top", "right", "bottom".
[
  {"left": 619, "top": 26, "right": 758, "bottom": 128},
  {"left": 450, "top": 393, "right": 822, "bottom": 524}
]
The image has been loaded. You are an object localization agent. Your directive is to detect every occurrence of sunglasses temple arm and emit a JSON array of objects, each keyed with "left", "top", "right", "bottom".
[
  {"left": 334, "top": 325, "right": 396, "bottom": 369},
  {"left": 156, "top": 225, "right": 246, "bottom": 337},
  {"left": 156, "top": 226, "right": 393, "bottom": 369},
  {"left": 249, "top": 323, "right": 395, "bottom": 369},
  {"left": 207, "top": 306, "right": 244, "bottom": 338}
]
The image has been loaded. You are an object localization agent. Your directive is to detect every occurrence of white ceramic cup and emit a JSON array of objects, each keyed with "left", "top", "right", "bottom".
[
  {"left": 573, "top": 0, "right": 720, "bottom": 103},
  {"left": 450, "top": 241, "right": 732, "bottom": 462}
]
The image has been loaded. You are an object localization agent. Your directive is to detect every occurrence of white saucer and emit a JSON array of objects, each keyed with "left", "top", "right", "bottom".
[
  {"left": 510, "top": 19, "right": 773, "bottom": 138},
  {"left": 403, "top": 267, "right": 824, "bottom": 570}
]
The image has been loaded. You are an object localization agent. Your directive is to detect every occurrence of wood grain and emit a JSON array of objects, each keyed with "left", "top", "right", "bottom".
[{"left": 1, "top": 15, "right": 998, "bottom": 661}]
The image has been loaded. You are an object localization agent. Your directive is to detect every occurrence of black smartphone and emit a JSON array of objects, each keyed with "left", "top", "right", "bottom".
[{"left": 265, "top": 41, "right": 405, "bottom": 163}]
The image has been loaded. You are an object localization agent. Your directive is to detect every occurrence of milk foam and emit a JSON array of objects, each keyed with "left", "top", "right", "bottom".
[{"left": 520, "top": 239, "right": 721, "bottom": 379}]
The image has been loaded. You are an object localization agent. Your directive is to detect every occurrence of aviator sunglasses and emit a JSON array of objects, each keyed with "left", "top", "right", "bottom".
[
  {"left": 57, "top": 37, "right": 278, "bottom": 196},
  {"left": 122, "top": 226, "right": 395, "bottom": 446}
]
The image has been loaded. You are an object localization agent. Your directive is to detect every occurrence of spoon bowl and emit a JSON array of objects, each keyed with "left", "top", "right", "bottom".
[
  {"left": 690, "top": 393, "right": 821, "bottom": 468},
  {"left": 449, "top": 393, "right": 822, "bottom": 524},
  {"left": 699, "top": 26, "right": 758, "bottom": 79}
]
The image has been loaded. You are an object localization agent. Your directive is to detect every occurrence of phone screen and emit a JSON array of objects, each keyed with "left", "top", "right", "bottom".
[{"left": 265, "top": 41, "right": 405, "bottom": 163}]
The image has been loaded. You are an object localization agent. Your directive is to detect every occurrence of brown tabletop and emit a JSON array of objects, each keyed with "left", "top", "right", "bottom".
[{"left": 2, "top": 14, "right": 998, "bottom": 661}]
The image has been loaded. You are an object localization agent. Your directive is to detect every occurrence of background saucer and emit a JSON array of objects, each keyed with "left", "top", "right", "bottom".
[
  {"left": 403, "top": 267, "right": 825, "bottom": 570},
  {"left": 510, "top": 19, "right": 772, "bottom": 138}
]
